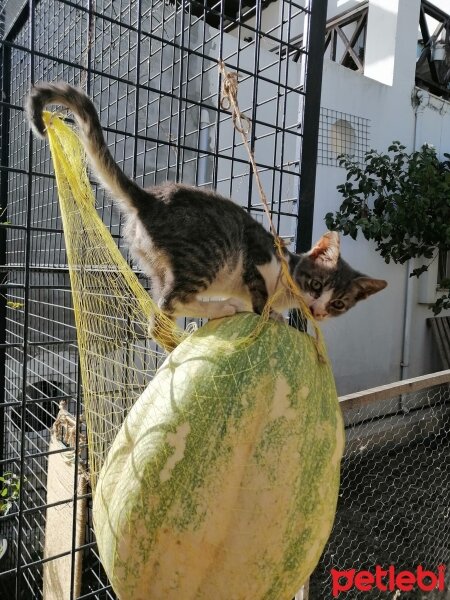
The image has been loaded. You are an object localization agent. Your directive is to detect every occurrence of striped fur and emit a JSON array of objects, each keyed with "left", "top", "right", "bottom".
[{"left": 26, "top": 83, "right": 387, "bottom": 322}]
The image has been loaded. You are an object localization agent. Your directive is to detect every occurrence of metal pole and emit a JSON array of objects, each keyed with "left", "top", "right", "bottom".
[
  {"left": 291, "top": 0, "right": 327, "bottom": 330},
  {"left": 0, "top": 28, "right": 11, "bottom": 470},
  {"left": 16, "top": 0, "right": 36, "bottom": 596},
  {"left": 296, "top": 0, "right": 328, "bottom": 254}
]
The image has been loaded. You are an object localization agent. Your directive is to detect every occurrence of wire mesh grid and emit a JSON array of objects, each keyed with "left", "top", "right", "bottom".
[
  {"left": 311, "top": 377, "right": 450, "bottom": 600},
  {"left": 318, "top": 106, "right": 370, "bottom": 167},
  {"left": 0, "top": 0, "right": 324, "bottom": 598},
  {"left": 1, "top": 2, "right": 450, "bottom": 599}
]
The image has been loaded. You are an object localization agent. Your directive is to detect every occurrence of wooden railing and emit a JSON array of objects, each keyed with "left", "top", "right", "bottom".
[{"left": 339, "top": 369, "right": 450, "bottom": 412}]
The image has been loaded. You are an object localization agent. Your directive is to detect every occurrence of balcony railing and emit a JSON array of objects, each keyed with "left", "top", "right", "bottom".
[
  {"left": 324, "top": 4, "right": 368, "bottom": 73},
  {"left": 417, "top": 0, "right": 450, "bottom": 99}
]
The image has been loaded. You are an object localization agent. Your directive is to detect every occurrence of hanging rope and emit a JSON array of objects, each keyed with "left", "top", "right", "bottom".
[{"left": 218, "top": 60, "right": 325, "bottom": 359}]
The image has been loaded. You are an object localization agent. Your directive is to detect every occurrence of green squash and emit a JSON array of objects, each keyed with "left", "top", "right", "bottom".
[{"left": 93, "top": 313, "right": 344, "bottom": 599}]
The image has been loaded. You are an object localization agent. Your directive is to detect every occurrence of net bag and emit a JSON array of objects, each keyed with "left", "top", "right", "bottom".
[{"left": 44, "top": 111, "right": 344, "bottom": 600}]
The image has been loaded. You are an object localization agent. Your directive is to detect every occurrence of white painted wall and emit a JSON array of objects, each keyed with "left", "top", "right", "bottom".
[
  {"left": 199, "top": 0, "right": 450, "bottom": 394},
  {"left": 317, "top": 0, "right": 450, "bottom": 393}
]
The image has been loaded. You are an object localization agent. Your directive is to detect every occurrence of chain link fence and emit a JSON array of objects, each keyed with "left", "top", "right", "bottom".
[{"left": 310, "top": 371, "right": 450, "bottom": 600}]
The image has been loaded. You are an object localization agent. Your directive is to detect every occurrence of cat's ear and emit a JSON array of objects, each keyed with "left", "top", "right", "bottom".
[
  {"left": 354, "top": 277, "right": 387, "bottom": 300},
  {"left": 308, "top": 232, "right": 340, "bottom": 267}
]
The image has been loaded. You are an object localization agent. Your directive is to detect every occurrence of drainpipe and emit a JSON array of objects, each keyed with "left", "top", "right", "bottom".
[
  {"left": 400, "top": 89, "right": 425, "bottom": 380},
  {"left": 400, "top": 255, "right": 415, "bottom": 381}
]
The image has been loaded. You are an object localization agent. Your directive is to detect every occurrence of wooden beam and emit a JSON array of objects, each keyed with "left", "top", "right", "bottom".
[
  {"left": 336, "top": 26, "right": 363, "bottom": 71},
  {"left": 324, "top": 30, "right": 332, "bottom": 56},
  {"left": 422, "top": 0, "right": 450, "bottom": 23},
  {"left": 419, "top": 3, "right": 431, "bottom": 45},
  {"left": 339, "top": 370, "right": 450, "bottom": 411},
  {"left": 325, "top": 2, "right": 368, "bottom": 30},
  {"left": 340, "top": 11, "right": 367, "bottom": 73}
]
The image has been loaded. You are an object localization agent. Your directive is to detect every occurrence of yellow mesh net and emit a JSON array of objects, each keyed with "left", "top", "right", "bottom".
[
  {"left": 44, "top": 111, "right": 186, "bottom": 487},
  {"left": 43, "top": 111, "right": 323, "bottom": 490}
]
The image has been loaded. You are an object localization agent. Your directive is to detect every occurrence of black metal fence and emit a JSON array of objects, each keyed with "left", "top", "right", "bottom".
[{"left": 0, "top": 1, "right": 326, "bottom": 597}]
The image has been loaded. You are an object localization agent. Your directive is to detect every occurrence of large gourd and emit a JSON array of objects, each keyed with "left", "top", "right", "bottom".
[{"left": 93, "top": 313, "right": 345, "bottom": 600}]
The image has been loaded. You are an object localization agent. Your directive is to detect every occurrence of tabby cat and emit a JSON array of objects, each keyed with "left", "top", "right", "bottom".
[{"left": 27, "top": 83, "right": 387, "bottom": 322}]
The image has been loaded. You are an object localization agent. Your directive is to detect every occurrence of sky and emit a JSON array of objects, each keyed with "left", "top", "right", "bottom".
[{"left": 430, "top": 0, "right": 450, "bottom": 13}]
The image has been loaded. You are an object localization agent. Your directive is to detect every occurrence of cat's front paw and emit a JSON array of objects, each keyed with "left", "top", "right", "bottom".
[
  {"left": 217, "top": 301, "right": 246, "bottom": 319},
  {"left": 209, "top": 298, "right": 249, "bottom": 320},
  {"left": 269, "top": 310, "right": 286, "bottom": 323},
  {"left": 227, "top": 298, "right": 250, "bottom": 313}
]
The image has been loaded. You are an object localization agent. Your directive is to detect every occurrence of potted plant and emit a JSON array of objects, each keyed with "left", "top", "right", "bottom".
[{"left": 0, "top": 472, "right": 21, "bottom": 561}]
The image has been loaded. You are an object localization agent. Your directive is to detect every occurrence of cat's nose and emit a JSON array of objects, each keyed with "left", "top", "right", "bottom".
[{"left": 311, "top": 306, "right": 327, "bottom": 320}]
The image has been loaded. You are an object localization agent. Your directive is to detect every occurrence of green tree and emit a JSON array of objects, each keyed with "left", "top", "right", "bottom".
[{"left": 325, "top": 142, "right": 450, "bottom": 314}]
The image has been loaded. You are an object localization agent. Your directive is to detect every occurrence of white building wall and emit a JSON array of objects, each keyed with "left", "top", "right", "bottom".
[
  {"left": 317, "top": 0, "right": 450, "bottom": 393},
  {"left": 327, "top": 0, "right": 367, "bottom": 20}
]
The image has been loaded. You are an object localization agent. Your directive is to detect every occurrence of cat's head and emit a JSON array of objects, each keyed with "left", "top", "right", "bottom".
[{"left": 294, "top": 232, "right": 387, "bottom": 321}]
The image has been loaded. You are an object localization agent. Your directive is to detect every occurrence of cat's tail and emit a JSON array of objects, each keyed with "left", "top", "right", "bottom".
[{"left": 26, "top": 82, "right": 143, "bottom": 209}]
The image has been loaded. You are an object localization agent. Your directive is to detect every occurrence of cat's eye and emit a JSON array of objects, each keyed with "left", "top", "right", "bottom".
[
  {"left": 330, "top": 300, "right": 345, "bottom": 311},
  {"left": 310, "top": 279, "right": 322, "bottom": 292}
]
